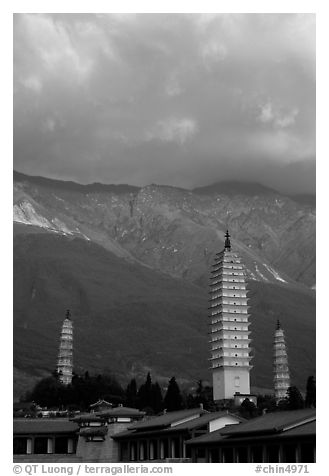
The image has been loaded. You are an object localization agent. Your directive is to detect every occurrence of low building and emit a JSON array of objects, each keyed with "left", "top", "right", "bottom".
[
  {"left": 74, "top": 406, "right": 146, "bottom": 462},
  {"left": 14, "top": 406, "right": 146, "bottom": 463},
  {"left": 112, "top": 408, "right": 245, "bottom": 462},
  {"left": 13, "top": 418, "right": 80, "bottom": 462},
  {"left": 186, "top": 409, "right": 316, "bottom": 463}
]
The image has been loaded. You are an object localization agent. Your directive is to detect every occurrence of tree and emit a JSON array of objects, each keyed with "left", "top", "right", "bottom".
[
  {"left": 305, "top": 376, "right": 316, "bottom": 408},
  {"left": 164, "top": 377, "right": 183, "bottom": 412},
  {"left": 256, "top": 394, "right": 277, "bottom": 414},
  {"left": 286, "top": 386, "right": 304, "bottom": 410},
  {"left": 185, "top": 380, "right": 215, "bottom": 411},
  {"left": 29, "top": 376, "right": 65, "bottom": 407},
  {"left": 151, "top": 382, "right": 163, "bottom": 414},
  {"left": 137, "top": 372, "right": 153, "bottom": 411},
  {"left": 136, "top": 373, "right": 164, "bottom": 414},
  {"left": 26, "top": 371, "right": 124, "bottom": 410},
  {"left": 195, "top": 380, "right": 215, "bottom": 411},
  {"left": 195, "top": 379, "right": 205, "bottom": 407},
  {"left": 239, "top": 398, "right": 257, "bottom": 418},
  {"left": 126, "top": 378, "right": 138, "bottom": 407}
]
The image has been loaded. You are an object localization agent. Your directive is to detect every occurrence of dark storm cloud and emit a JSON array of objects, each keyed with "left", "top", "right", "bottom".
[{"left": 14, "top": 13, "right": 315, "bottom": 193}]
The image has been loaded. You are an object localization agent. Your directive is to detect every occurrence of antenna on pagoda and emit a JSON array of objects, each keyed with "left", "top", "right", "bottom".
[{"left": 224, "top": 230, "right": 231, "bottom": 251}]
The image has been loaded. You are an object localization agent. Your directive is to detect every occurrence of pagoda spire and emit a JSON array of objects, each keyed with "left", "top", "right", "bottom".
[{"left": 224, "top": 230, "right": 231, "bottom": 251}]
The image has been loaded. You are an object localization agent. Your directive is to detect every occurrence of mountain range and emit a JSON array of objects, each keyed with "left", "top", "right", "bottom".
[{"left": 13, "top": 171, "right": 316, "bottom": 400}]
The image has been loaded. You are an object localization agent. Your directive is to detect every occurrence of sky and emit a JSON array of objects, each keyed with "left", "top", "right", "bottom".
[{"left": 13, "top": 13, "right": 316, "bottom": 193}]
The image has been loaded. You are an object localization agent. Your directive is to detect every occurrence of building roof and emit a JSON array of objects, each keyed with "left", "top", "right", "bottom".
[
  {"left": 186, "top": 410, "right": 316, "bottom": 446},
  {"left": 165, "top": 411, "right": 245, "bottom": 432},
  {"left": 97, "top": 406, "right": 146, "bottom": 418},
  {"left": 219, "top": 409, "right": 316, "bottom": 436},
  {"left": 111, "top": 429, "right": 139, "bottom": 439},
  {"left": 79, "top": 426, "right": 108, "bottom": 437},
  {"left": 13, "top": 418, "right": 79, "bottom": 435},
  {"left": 274, "top": 420, "right": 316, "bottom": 438},
  {"left": 185, "top": 428, "right": 227, "bottom": 445},
  {"left": 70, "top": 413, "right": 106, "bottom": 423},
  {"left": 112, "top": 410, "right": 243, "bottom": 440},
  {"left": 127, "top": 408, "right": 207, "bottom": 431},
  {"left": 234, "top": 393, "right": 257, "bottom": 398},
  {"left": 89, "top": 399, "right": 113, "bottom": 408}
]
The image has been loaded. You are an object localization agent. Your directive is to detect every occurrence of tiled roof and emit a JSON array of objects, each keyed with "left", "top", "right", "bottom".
[
  {"left": 219, "top": 409, "right": 316, "bottom": 436},
  {"left": 13, "top": 418, "right": 79, "bottom": 435},
  {"left": 79, "top": 426, "right": 108, "bottom": 437},
  {"left": 127, "top": 408, "right": 207, "bottom": 431},
  {"left": 186, "top": 410, "right": 316, "bottom": 445},
  {"left": 185, "top": 428, "right": 225, "bottom": 445},
  {"left": 97, "top": 407, "right": 146, "bottom": 418},
  {"left": 164, "top": 411, "right": 245, "bottom": 432},
  {"left": 276, "top": 420, "right": 316, "bottom": 438},
  {"left": 70, "top": 413, "right": 106, "bottom": 423},
  {"left": 112, "top": 410, "right": 238, "bottom": 440},
  {"left": 89, "top": 399, "right": 113, "bottom": 408},
  {"left": 111, "top": 429, "right": 135, "bottom": 439}
]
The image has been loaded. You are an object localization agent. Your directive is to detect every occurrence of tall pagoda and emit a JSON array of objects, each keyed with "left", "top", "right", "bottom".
[
  {"left": 273, "top": 320, "right": 290, "bottom": 402},
  {"left": 56, "top": 310, "right": 73, "bottom": 385},
  {"left": 209, "top": 230, "right": 252, "bottom": 401}
]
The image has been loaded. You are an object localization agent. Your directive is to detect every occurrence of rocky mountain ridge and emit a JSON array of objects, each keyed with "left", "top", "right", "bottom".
[{"left": 14, "top": 171, "right": 315, "bottom": 288}]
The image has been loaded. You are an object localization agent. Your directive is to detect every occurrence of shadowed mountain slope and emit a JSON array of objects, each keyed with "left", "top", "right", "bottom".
[{"left": 14, "top": 227, "right": 315, "bottom": 400}]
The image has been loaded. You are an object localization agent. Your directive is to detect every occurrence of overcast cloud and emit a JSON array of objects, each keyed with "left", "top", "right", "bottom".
[{"left": 14, "top": 13, "right": 315, "bottom": 193}]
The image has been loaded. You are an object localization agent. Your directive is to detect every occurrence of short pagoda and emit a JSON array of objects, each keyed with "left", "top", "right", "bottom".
[
  {"left": 56, "top": 309, "right": 73, "bottom": 385},
  {"left": 273, "top": 320, "right": 290, "bottom": 402},
  {"left": 209, "top": 231, "right": 252, "bottom": 401}
]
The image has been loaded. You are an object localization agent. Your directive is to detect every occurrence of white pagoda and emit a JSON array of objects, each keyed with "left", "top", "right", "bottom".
[
  {"left": 57, "top": 310, "right": 73, "bottom": 385},
  {"left": 273, "top": 320, "right": 290, "bottom": 402},
  {"left": 209, "top": 231, "right": 252, "bottom": 401}
]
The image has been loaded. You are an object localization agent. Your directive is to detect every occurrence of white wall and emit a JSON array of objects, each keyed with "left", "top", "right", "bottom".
[
  {"left": 213, "top": 367, "right": 250, "bottom": 400},
  {"left": 209, "top": 415, "right": 241, "bottom": 432}
]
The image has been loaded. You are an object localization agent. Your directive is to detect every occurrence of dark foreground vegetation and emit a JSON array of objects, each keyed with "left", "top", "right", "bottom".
[{"left": 16, "top": 371, "right": 316, "bottom": 419}]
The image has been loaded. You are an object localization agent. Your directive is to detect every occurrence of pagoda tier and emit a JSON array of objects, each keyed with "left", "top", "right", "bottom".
[
  {"left": 57, "top": 310, "right": 73, "bottom": 385},
  {"left": 210, "top": 318, "right": 250, "bottom": 326},
  {"left": 210, "top": 337, "right": 252, "bottom": 344},
  {"left": 210, "top": 282, "right": 247, "bottom": 291},
  {"left": 273, "top": 321, "right": 291, "bottom": 402},
  {"left": 209, "top": 231, "right": 252, "bottom": 401}
]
